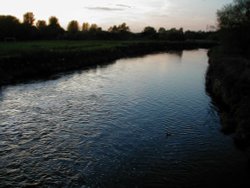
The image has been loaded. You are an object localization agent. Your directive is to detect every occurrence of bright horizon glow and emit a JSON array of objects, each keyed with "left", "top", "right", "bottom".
[{"left": 0, "top": 0, "right": 233, "bottom": 32}]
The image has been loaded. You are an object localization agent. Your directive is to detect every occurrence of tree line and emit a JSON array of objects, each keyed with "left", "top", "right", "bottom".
[
  {"left": 217, "top": 0, "right": 250, "bottom": 51},
  {"left": 0, "top": 12, "right": 216, "bottom": 41}
]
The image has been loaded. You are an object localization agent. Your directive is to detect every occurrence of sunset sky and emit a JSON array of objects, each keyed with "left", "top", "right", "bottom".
[{"left": 0, "top": 0, "right": 233, "bottom": 31}]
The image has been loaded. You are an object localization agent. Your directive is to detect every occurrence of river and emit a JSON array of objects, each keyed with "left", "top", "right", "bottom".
[{"left": 0, "top": 49, "right": 249, "bottom": 187}]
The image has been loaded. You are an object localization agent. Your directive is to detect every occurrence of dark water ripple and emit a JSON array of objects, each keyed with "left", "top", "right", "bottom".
[{"left": 0, "top": 50, "right": 249, "bottom": 187}]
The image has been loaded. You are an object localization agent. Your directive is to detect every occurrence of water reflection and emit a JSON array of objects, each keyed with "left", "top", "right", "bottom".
[
  {"left": 168, "top": 50, "right": 183, "bottom": 58},
  {"left": 0, "top": 49, "right": 249, "bottom": 187}
]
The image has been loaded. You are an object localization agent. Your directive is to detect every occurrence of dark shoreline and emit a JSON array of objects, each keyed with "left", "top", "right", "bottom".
[
  {"left": 206, "top": 47, "right": 250, "bottom": 149},
  {"left": 0, "top": 40, "right": 216, "bottom": 86}
]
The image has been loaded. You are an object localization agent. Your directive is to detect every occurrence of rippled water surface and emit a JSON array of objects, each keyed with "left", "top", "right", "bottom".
[{"left": 0, "top": 49, "right": 249, "bottom": 187}]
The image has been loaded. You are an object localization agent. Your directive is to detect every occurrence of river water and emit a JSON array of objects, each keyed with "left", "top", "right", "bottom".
[{"left": 0, "top": 49, "right": 249, "bottom": 187}]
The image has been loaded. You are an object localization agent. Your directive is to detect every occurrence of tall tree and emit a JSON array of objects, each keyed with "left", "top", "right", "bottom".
[
  {"left": 67, "top": 20, "right": 79, "bottom": 33},
  {"left": 82, "top": 22, "right": 89, "bottom": 31},
  {"left": 217, "top": 0, "right": 250, "bottom": 49},
  {"left": 165, "top": 28, "right": 185, "bottom": 41},
  {"left": 108, "top": 23, "right": 130, "bottom": 33},
  {"left": 158, "top": 27, "right": 166, "bottom": 34},
  {"left": 36, "top": 20, "right": 47, "bottom": 30},
  {"left": 143, "top": 26, "right": 157, "bottom": 35},
  {"left": 0, "top": 15, "right": 21, "bottom": 39},
  {"left": 141, "top": 26, "right": 157, "bottom": 39},
  {"left": 143, "top": 26, "right": 156, "bottom": 34},
  {"left": 108, "top": 25, "right": 118, "bottom": 32},
  {"left": 47, "top": 16, "right": 64, "bottom": 39},
  {"left": 89, "top": 23, "right": 102, "bottom": 32},
  {"left": 36, "top": 20, "right": 47, "bottom": 39},
  {"left": 117, "top": 23, "right": 130, "bottom": 32},
  {"left": 48, "top": 16, "right": 60, "bottom": 27},
  {"left": 23, "top": 12, "right": 35, "bottom": 25},
  {"left": 217, "top": 0, "right": 250, "bottom": 29}
]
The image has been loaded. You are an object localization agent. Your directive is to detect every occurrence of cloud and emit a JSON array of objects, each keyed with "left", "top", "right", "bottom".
[
  {"left": 85, "top": 6, "right": 124, "bottom": 11},
  {"left": 116, "top": 4, "right": 132, "bottom": 8}
]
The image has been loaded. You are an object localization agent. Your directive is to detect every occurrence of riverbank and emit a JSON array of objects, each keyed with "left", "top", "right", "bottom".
[
  {"left": 206, "top": 47, "right": 250, "bottom": 149},
  {"left": 0, "top": 40, "right": 216, "bottom": 86}
]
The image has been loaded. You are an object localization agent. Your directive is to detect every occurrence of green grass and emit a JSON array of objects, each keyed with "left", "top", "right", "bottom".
[
  {"left": 0, "top": 40, "right": 217, "bottom": 59},
  {"left": 0, "top": 40, "right": 152, "bottom": 58},
  {"left": 0, "top": 41, "right": 106, "bottom": 57}
]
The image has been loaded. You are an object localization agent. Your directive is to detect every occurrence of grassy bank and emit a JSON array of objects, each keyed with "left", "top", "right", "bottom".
[
  {"left": 206, "top": 47, "right": 250, "bottom": 149},
  {"left": 0, "top": 40, "right": 216, "bottom": 85}
]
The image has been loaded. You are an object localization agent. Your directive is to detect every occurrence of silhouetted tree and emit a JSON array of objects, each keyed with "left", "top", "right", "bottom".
[
  {"left": 158, "top": 27, "right": 166, "bottom": 34},
  {"left": 107, "top": 23, "right": 132, "bottom": 40},
  {"left": 67, "top": 20, "right": 79, "bottom": 33},
  {"left": 184, "top": 30, "right": 212, "bottom": 40},
  {"left": 36, "top": 20, "right": 47, "bottom": 29},
  {"left": 21, "top": 12, "right": 39, "bottom": 39},
  {"left": 108, "top": 25, "right": 118, "bottom": 32},
  {"left": 158, "top": 27, "right": 167, "bottom": 39},
  {"left": 23, "top": 12, "right": 35, "bottom": 26},
  {"left": 141, "top": 26, "right": 157, "bottom": 39},
  {"left": 108, "top": 25, "right": 118, "bottom": 33},
  {"left": 49, "top": 16, "right": 59, "bottom": 26},
  {"left": 0, "top": 12, "right": 218, "bottom": 41},
  {"left": 108, "top": 23, "right": 130, "bottom": 33},
  {"left": 47, "top": 16, "right": 64, "bottom": 39},
  {"left": 217, "top": 0, "right": 250, "bottom": 49},
  {"left": 118, "top": 23, "right": 130, "bottom": 32},
  {"left": 217, "top": 0, "right": 250, "bottom": 29},
  {"left": 36, "top": 20, "right": 48, "bottom": 39},
  {"left": 166, "top": 28, "right": 185, "bottom": 41},
  {"left": 82, "top": 22, "right": 89, "bottom": 31},
  {"left": 89, "top": 24, "right": 102, "bottom": 32},
  {"left": 143, "top": 26, "right": 157, "bottom": 34},
  {"left": 0, "top": 15, "right": 21, "bottom": 40}
]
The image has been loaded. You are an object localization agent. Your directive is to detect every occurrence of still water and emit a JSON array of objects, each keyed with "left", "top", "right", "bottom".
[{"left": 0, "top": 49, "right": 249, "bottom": 187}]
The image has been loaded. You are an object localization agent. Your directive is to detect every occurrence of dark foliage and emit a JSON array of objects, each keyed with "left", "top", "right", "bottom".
[
  {"left": 0, "top": 15, "right": 21, "bottom": 40},
  {"left": 217, "top": 0, "right": 250, "bottom": 51},
  {"left": 0, "top": 12, "right": 217, "bottom": 41},
  {"left": 158, "top": 28, "right": 185, "bottom": 41},
  {"left": 206, "top": 0, "right": 250, "bottom": 149}
]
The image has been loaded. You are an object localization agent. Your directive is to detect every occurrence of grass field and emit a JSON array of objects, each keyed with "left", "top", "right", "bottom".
[
  {"left": 0, "top": 40, "right": 217, "bottom": 58},
  {"left": 0, "top": 40, "right": 153, "bottom": 58}
]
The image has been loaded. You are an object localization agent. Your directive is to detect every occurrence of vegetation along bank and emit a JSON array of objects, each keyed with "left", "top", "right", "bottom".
[
  {"left": 206, "top": 47, "right": 250, "bottom": 149},
  {"left": 0, "top": 40, "right": 216, "bottom": 86},
  {"left": 206, "top": 0, "right": 250, "bottom": 149}
]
